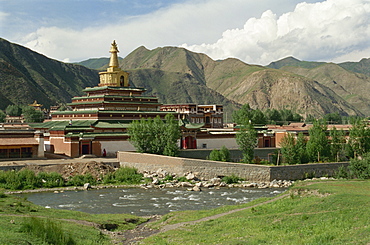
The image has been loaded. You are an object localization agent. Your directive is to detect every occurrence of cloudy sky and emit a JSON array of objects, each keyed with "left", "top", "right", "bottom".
[{"left": 1, "top": 0, "right": 369, "bottom": 65}]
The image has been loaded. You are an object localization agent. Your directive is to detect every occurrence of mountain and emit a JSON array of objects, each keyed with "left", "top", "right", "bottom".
[
  {"left": 0, "top": 38, "right": 98, "bottom": 110},
  {"left": 118, "top": 46, "right": 363, "bottom": 117},
  {"left": 268, "top": 57, "right": 370, "bottom": 115},
  {"left": 75, "top": 57, "right": 123, "bottom": 70},
  {"left": 1, "top": 38, "right": 368, "bottom": 118},
  {"left": 339, "top": 58, "right": 370, "bottom": 77}
]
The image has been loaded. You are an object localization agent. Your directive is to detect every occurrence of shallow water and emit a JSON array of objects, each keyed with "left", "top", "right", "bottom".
[{"left": 21, "top": 187, "right": 286, "bottom": 216}]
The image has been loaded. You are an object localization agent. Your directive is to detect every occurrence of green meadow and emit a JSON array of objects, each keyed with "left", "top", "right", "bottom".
[
  {"left": 0, "top": 180, "right": 369, "bottom": 244},
  {"left": 142, "top": 180, "right": 370, "bottom": 245}
]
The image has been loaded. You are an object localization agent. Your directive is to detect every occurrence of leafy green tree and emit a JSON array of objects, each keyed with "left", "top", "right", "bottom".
[
  {"left": 265, "top": 109, "right": 282, "bottom": 124},
  {"left": 163, "top": 114, "right": 182, "bottom": 156},
  {"left": 280, "top": 132, "right": 307, "bottom": 164},
  {"left": 296, "top": 132, "right": 308, "bottom": 163},
  {"left": 0, "top": 110, "right": 5, "bottom": 122},
  {"left": 209, "top": 146, "right": 231, "bottom": 162},
  {"left": 128, "top": 114, "right": 181, "bottom": 156},
  {"left": 236, "top": 121, "right": 257, "bottom": 163},
  {"left": 232, "top": 104, "right": 252, "bottom": 125},
  {"left": 329, "top": 127, "right": 346, "bottom": 162},
  {"left": 306, "top": 120, "right": 330, "bottom": 162},
  {"left": 280, "top": 133, "right": 298, "bottom": 164},
  {"left": 324, "top": 112, "right": 342, "bottom": 124},
  {"left": 348, "top": 120, "right": 370, "bottom": 158},
  {"left": 251, "top": 109, "right": 267, "bottom": 124},
  {"left": 5, "top": 104, "right": 22, "bottom": 116},
  {"left": 22, "top": 106, "right": 44, "bottom": 123}
]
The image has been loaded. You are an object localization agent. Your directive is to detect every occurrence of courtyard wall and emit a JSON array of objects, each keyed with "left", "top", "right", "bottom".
[{"left": 118, "top": 151, "right": 349, "bottom": 182}]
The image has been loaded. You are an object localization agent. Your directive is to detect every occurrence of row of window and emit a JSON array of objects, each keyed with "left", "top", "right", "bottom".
[{"left": 0, "top": 147, "right": 33, "bottom": 158}]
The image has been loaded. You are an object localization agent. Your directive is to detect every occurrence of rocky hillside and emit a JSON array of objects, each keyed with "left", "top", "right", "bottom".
[
  {"left": 268, "top": 57, "right": 370, "bottom": 115},
  {"left": 0, "top": 38, "right": 98, "bottom": 110},
  {"left": 118, "top": 46, "right": 364, "bottom": 117},
  {"left": 1, "top": 38, "right": 369, "bottom": 118}
]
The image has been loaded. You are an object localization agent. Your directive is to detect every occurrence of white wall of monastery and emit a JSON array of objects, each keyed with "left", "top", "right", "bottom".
[
  {"left": 197, "top": 137, "right": 238, "bottom": 149},
  {"left": 100, "top": 141, "right": 136, "bottom": 157}
]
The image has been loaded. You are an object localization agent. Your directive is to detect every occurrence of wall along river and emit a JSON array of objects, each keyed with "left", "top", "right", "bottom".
[{"left": 21, "top": 187, "right": 286, "bottom": 216}]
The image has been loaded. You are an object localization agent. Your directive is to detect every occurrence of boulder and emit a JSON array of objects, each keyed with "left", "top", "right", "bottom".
[
  {"left": 192, "top": 186, "right": 201, "bottom": 192},
  {"left": 186, "top": 173, "right": 196, "bottom": 180},
  {"left": 83, "top": 183, "right": 91, "bottom": 190}
]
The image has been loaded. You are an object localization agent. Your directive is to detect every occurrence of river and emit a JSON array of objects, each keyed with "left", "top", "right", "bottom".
[{"left": 21, "top": 187, "right": 286, "bottom": 216}]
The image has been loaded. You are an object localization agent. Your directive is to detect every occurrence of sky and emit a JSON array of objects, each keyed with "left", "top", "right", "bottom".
[{"left": 1, "top": 0, "right": 369, "bottom": 65}]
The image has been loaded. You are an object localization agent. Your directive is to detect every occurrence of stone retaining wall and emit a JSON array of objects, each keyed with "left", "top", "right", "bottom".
[{"left": 118, "top": 151, "right": 349, "bottom": 182}]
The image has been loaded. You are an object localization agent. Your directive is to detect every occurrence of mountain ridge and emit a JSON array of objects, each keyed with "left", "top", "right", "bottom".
[{"left": 1, "top": 38, "right": 369, "bottom": 117}]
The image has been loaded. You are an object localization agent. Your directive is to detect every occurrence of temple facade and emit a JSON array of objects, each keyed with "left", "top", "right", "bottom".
[{"left": 33, "top": 41, "right": 174, "bottom": 157}]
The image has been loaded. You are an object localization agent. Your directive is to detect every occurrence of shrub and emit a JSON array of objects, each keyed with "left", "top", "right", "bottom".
[
  {"left": 209, "top": 146, "right": 231, "bottom": 162},
  {"left": 20, "top": 217, "right": 75, "bottom": 245},
  {"left": 349, "top": 153, "right": 370, "bottom": 179},
  {"left": 0, "top": 169, "right": 42, "bottom": 190},
  {"left": 103, "top": 167, "right": 143, "bottom": 184},
  {"left": 222, "top": 174, "right": 244, "bottom": 184},
  {"left": 335, "top": 165, "right": 349, "bottom": 179},
  {"left": 176, "top": 176, "right": 189, "bottom": 182},
  {"left": 37, "top": 172, "right": 64, "bottom": 188},
  {"left": 67, "top": 173, "right": 97, "bottom": 186}
]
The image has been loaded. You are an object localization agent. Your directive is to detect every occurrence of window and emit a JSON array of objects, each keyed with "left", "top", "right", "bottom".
[{"left": 202, "top": 143, "right": 207, "bottom": 149}]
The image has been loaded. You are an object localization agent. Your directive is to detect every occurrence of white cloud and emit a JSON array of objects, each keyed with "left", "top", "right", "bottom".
[
  {"left": 18, "top": 0, "right": 303, "bottom": 62},
  {"left": 16, "top": 0, "right": 370, "bottom": 64},
  {"left": 182, "top": 0, "right": 370, "bottom": 65},
  {"left": 0, "top": 11, "right": 9, "bottom": 22}
]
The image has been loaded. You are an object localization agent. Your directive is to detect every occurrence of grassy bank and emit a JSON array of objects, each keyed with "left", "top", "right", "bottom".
[
  {"left": 0, "top": 192, "right": 147, "bottom": 244},
  {"left": 142, "top": 180, "right": 370, "bottom": 244}
]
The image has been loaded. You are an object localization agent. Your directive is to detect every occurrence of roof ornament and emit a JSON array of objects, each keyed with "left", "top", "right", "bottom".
[{"left": 109, "top": 40, "right": 120, "bottom": 68}]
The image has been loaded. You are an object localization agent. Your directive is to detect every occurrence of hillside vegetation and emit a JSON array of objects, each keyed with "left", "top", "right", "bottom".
[
  {"left": 0, "top": 38, "right": 98, "bottom": 109},
  {"left": 1, "top": 38, "right": 369, "bottom": 117},
  {"left": 119, "top": 46, "right": 365, "bottom": 117}
]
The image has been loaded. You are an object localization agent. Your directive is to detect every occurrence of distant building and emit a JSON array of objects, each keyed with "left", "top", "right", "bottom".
[
  {"left": 0, "top": 125, "right": 44, "bottom": 159},
  {"left": 160, "top": 104, "right": 223, "bottom": 128}
]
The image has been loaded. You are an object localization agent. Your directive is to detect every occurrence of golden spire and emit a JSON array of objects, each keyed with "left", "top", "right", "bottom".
[{"left": 109, "top": 40, "right": 119, "bottom": 68}]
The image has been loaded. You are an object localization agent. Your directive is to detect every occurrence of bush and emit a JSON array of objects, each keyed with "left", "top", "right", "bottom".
[
  {"left": 67, "top": 173, "right": 97, "bottom": 186},
  {"left": 37, "top": 172, "right": 64, "bottom": 188},
  {"left": 0, "top": 169, "right": 42, "bottom": 190},
  {"left": 222, "top": 174, "right": 244, "bottom": 184},
  {"left": 103, "top": 167, "right": 143, "bottom": 184},
  {"left": 349, "top": 153, "right": 370, "bottom": 179},
  {"left": 20, "top": 217, "right": 75, "bottom": 245},
  {"left": 209, "top": 146, "right": 231, "bottom": 162}
]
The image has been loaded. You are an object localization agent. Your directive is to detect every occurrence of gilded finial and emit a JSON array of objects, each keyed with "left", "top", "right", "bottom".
[{"left": 110, "top": 40, "right": 119, "bottom": 53}]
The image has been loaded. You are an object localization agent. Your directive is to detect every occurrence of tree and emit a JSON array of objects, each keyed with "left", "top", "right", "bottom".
[
  {"left": 348, "top": 119, "right": 370, "bottom": 158},
  {"left": 232, "top": 104, "right": 252, "bottom": 125},
  {"left": 280, "top": 132, "right": 307, "bottom": 164},
  {"left": 329, "top": 127, "right": 346, "bottom": 162},
  {"left": 251, "top": 109, "right": 267, "bottom": 125},
  {"left": 306, "top": 120, "right": 330, "bottom": 162},
  {"left": 236, "top": 121, "right": 257, "bottom": 163},
  {"left": 280, "top": 133, "right": 298, "bottom": 164},
  {"left": 163, "top": 114, "right": 182, "bottom": 156},
  {"left": 22, "top": 106, "right": 44, "bottom": 123},
  {"left": 5, "top": 105, "right": 22, "bottom": 116},
  {"left": 0, "top": 110, "right": 5, "bottom": 122},
  {"left": 324, "top": 112, "right": 342, "bottom": 124},
  {"left": 265, "top": 109, "right": 282, "bottom": 124},
  {"left": 128, "top": 114, "right": 181, "bottom": 156}
]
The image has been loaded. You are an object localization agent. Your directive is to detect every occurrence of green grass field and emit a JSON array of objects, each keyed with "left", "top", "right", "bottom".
[
  {"left": 0, "top": 191, "right": 147, "bottom": 244},
  {"left": 1, "top": 180, "right": 369, "bottom": 244},
  {"left": 142, "top": 180, "right": 370, "bottom": 244}
]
